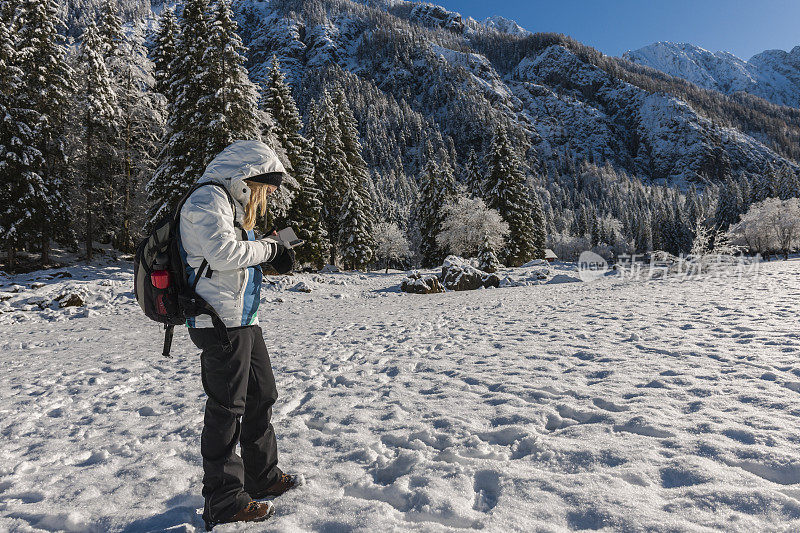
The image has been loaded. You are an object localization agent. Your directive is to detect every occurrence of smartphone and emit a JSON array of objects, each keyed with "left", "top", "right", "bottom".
[{"left": 278, "top": 227, "right": 305, "bottom": 248}]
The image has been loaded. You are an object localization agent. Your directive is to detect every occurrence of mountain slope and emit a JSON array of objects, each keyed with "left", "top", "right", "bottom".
[
  {"left": 235, "top": 0, "right": 799, "bottom": 188},
  {"left": 624, "top": 41, "right": 800, "bottom": 109}
]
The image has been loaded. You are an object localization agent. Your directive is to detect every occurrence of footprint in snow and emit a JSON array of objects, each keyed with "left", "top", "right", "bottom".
[{"left": 473, "top": 470, "right": 501, "bottom": 513}]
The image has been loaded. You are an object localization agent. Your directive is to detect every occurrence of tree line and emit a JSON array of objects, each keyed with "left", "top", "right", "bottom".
[{"left": 5, "top": 0, "right": 798, "bottom": 274}]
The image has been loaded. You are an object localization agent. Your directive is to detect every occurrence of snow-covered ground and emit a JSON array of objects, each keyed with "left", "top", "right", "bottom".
[{"left": 2, "top": 258, "right": 800, "bottom": 532}]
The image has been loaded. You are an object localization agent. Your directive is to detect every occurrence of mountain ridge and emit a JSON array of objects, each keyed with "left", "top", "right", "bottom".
[{"left": 624, "top": 41, "right": 800, "bottom": 109}]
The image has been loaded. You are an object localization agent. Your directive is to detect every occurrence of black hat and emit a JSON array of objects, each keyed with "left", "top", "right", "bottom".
[{"left": 247, "top": 171, "right": 284, "bottom": 187}]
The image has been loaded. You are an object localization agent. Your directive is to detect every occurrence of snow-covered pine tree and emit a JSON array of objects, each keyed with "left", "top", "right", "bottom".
[
  {"left": 309, "top": 89, "right": 350, "bottom": 265},
  {"left": 776, "top": 164, "right": 800, "bottom": 200},
  {"left": 636, "top": 212, "right": 653, "bottom": 253},
  {"left": 263, "top": 56, "right": 306, "bottom": 228},
  {"left": 414, "top": 159, "right": 444, "bottom": 267},
  {"left": 484, "top": 124, "right": 544, "bottom": 266},
  {"left": 477, "top": 232, "right": 502, "bottom": 273},
  {"left": 151, "top": 7, "right": 177, "bottom": 99},
  {"left": 338, "top": 182, "right": 375, "bottom": 270},
  {"left": 754, "top": 163, "right": 779, "bottom": 202},
  {"left": 529, "top": 190, "right": 547, "bottom": 259},
  {"left": 285, "top": 138, "right": 327, "bottom": 268},
  {"left": 148, "top": 0, "right": 213, "bottom": 225},
  {"left": 333, "top": 87, "right": 376, "bottom": 228},
  {"left": 464, "top": 148, "right": 483, "bottom": 198},
  {"left": 204, "top": 0, "right": 261, "bottom": 151},
  {"left": 0, "top": 13, "right": 45, "bottom": 270},
  {"left": 438, "top": 153, "right": 459, "bottom": 208},
  {"left": 77, "top": 21, "right": 118, "bottom": 260},
  {"left": 99, "top": 0, "right": 124, "bottom": 60},
  {"left": 113, "top": 25, "right": 164, "bottom": 252},
  {"left": 685, "top": 183, "right": 701, "bottom": 227},
  {"left": 14, "top": 0, "right": 74, "bottom": 264},
  {"left": 714, "top": 176, "right": 743, "bottom": 232},
  {"left": 98, "top": 0, "right": 127, "bottom": 246},
  {"left": 265, "top": 56, "right": 303, "bottom": 164}
]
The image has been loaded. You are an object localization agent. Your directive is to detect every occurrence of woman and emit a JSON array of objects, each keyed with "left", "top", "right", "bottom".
[{"left": 179, "top": 140, "right": 299, "bottom": 530}]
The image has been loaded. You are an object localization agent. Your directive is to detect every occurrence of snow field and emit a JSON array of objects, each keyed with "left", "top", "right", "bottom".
[{"left": 1, "top": 260, "right": 800, "bottom": 531}]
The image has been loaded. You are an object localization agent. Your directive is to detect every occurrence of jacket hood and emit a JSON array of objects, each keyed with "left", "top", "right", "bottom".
[{"left": 198, "top": 140, "right": 288, "bottom": 209}]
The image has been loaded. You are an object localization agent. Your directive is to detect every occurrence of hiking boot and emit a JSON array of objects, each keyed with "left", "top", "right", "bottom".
[
  {"left": 251, "top": 473, "right": 303, "bottom": 499},
  {"left": 205, "top": 500, "right": 275, "bottom": 530}
]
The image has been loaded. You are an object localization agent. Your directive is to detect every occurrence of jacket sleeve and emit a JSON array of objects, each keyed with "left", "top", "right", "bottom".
[{"left": 183, "top": 188, "right": 280, "bottom": 271}]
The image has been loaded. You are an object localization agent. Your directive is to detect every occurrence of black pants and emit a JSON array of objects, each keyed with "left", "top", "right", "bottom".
[{"left": 188, "top": 324, "right": 281, "bottom": 525}]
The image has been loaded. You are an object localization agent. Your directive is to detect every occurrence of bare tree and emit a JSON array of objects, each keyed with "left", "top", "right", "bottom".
[
  {"left": 436, "top": 195, "right": 508, "bottom": 259},
  {"left": 373, "top": 222, "right": 411, "bottom": 273}
]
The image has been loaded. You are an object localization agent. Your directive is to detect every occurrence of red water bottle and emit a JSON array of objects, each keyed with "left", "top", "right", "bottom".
[{"left": 151, "top": 270, "right": 170, "bottom": 289}]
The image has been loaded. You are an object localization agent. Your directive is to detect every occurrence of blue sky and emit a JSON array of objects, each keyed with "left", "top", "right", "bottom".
[{"left": 434, "top": 0, "right": 800, "bottom": 60}]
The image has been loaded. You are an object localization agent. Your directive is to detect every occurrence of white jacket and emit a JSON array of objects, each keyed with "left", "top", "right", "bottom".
[{"left": 179, "top": 140, "right": 287, "bottom": 328}]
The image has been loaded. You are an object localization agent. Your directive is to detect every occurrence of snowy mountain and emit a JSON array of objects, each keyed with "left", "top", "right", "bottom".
[
  {"left": 58, "top": 0, "right": 800, "bottom": 188},
  {"left": 230, "top": 0, "right": 800, "bottom": 187},
  {"left": 481, "top": 15, "right": 531, "bottom": 38},
  {"left": 624, "top": 41, "right": 800, "bottom": 109}
]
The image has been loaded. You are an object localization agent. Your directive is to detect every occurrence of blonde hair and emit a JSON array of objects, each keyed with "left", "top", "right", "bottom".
[{"left": 242, "top": 181, "right": 271, "bottom": 231}]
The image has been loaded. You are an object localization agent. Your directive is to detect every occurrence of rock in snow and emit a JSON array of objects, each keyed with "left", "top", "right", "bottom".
[{"left": 400, "top": 271, "right": 444, "bottom": 294}]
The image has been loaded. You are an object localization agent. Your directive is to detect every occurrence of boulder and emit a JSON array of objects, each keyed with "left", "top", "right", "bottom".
[
  {"left": 57, "top": 292, "right": 85, "bottom": 307},
  {"left": 482, "top": 273, "right": 501, "bottom": 288},
  {"left": 291, "top": 281, "right": 313, "bottom": 293},
  {"left": 547, "top": 274, "right": 581, "bottom": 284},
  {"left": 441, "top": 256, "right": 498, "bottom": 291},
  {"left": 401, "top": 272, "right": 444, "bottom": 294}
]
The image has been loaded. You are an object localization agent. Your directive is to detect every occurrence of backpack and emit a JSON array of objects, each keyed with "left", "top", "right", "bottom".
[{"left": 133, "top": 182, "right": 238, "bottom": 357}]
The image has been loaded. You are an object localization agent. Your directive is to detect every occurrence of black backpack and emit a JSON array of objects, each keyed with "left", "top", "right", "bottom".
[{"left": 133, "top": 182, "right": 238, "bottom": 357}]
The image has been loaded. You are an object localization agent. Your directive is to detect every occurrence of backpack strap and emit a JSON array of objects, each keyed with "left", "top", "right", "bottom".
[
  {"left": 174, "top": 181, "right": 242, "bottom": 230},
  {"left": 163, "top": 324, "right": 175, "bottom": 358}
]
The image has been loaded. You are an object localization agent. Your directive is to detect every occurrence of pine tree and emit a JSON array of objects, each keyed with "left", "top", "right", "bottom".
[
  {"left": 263, "top": 56, "right": 305, "bottom": 230},
  {"left": 776, "top": 165, "right": 800, "bottom": 200},
  {"left": 114, "top": 25, "right": 164, "bottom": 251},
  {"left": 265, "top": 56, "right": 303, "bottom": 162},
  {"left": 714, "top": 176, "right": 743, "bottom": 231},
  {"left": 285, "top": 139, "right": 327, "bottom": 268},
  {"left": 152, "top": 7, "right": 178, "bottom": 98},
  {"left": 204, "top": 0, "right": 261, "bottom": 151},
  {"left": 263, "top": 57, "right": 327, "bottom": 265},
  {"left": 0, "top": 13, "right": 45, "bottom": 270},
  {"left": 333, "top": 87, "right": 376, "bottom": 228},
  {"left": 338, "top": 182, "right": 375, "bottom": 270},
  {"left": 484, "top": 125, "right": 544, "bottom": 265},
  {"left": 99, "top": 0, "right": 124, "bottom": 62},
  {"left": 98, "top": 0, "right": 126, "bottom": 246},
  {"left": 77, "top": 21, "right": 118, "bottom": 260},
  {"left": 15, "top": 0, "right": 74, "bottom": 264},
  {"left": 529, "top": 191, "right": 547, "bottom": 259},
  {"left": 414, "top": 159, "right": 444, "bottom": 266},
  {"left": 149, "top": 0, "right": 261, "bottom": 225},
  {"left": 477, "top": 232, "right": 502, "bottom": 273},
  {"left": 636, "top": 212, "right": 653, "bottom": 253},
  {"left": 148, "top": 0, "right": 211, "bottom": 224},
  {"left": 464, "top": 148, "right": 483, "bottom": 198},
  {"left": 308, "top": 90, "right": 350, "bottom": 265}
]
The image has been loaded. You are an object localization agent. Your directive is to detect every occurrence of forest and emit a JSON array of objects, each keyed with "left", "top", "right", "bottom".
[{"left": 3, "top": 0, "right": 800, "bottom": 273}]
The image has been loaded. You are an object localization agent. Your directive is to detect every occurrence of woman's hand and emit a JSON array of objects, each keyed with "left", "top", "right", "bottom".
[{"left": 270, "top": 244, "right": 295, "bottom": 274}]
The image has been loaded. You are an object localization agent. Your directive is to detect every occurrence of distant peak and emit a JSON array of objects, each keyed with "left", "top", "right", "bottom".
[{"left": 482, "top": 15, "right": 531, "bottom": 37}]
